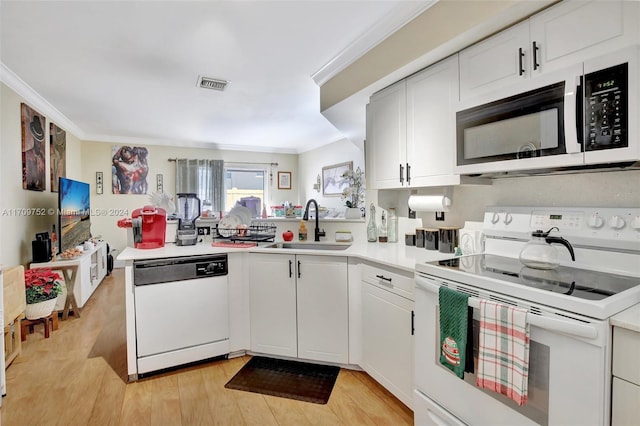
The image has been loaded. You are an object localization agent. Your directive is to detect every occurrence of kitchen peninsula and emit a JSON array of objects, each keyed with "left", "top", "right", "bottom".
[{"left": 118, "top": 237, "right": 451, "bottom": 407}]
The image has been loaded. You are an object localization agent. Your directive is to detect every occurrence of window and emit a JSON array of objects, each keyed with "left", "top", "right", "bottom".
[{"left": 224, "top": 168, "right": 266, "bottom": 217}]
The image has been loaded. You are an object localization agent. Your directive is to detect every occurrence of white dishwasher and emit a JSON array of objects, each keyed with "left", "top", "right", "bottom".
[{"left": 133, "top": 254, "right": 229, "bottom": 375}]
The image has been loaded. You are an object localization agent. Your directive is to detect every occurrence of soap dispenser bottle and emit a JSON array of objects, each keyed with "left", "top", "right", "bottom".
[{"left": 298, "top": 220, "right": 308, "bottom": 241}]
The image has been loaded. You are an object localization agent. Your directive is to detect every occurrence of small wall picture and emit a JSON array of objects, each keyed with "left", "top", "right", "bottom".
[
  {"left": 50, "top": 122, "right": 66, "bottom": 192},
  {"left": 277, "top": 171, "right": 292, "bottom": 190},
  {"left": 21, "top": 103, "right": 46, "bottom": 191},
  {"left": 112, "top": 145, "right": 150, "bottom": 194},
  {"left": 322, "top": 161, "right": 352, "bottom": 196}
]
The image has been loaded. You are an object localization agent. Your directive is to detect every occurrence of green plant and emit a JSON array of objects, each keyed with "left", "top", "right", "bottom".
[
  {"left": 341, "top": 166, "right": 365, "bottom": 208},
  {"left": 25, "top": 268, "right": 62, "bottom": 304}
]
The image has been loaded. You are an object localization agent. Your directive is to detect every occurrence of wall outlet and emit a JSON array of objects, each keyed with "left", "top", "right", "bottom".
[
  {"left": 197, "top": 226, "right": 211, "bottom": 236},
  {"left": 435, "top": 212, "right": 445, "bottom": 221}
]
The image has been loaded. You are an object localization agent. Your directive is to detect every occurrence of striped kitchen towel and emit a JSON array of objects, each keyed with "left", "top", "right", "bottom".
[{"left": 476, "top": 299, "right": 530, "bottom": 406}]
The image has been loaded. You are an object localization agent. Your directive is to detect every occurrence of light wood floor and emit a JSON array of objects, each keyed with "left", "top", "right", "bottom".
[{"left": 2, "top": 269, "right": 413, "bottom": 425}]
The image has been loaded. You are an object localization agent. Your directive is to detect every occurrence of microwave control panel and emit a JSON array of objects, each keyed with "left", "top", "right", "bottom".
[{"left": 585, "top": 63, "right": 627, "bottom": 151}]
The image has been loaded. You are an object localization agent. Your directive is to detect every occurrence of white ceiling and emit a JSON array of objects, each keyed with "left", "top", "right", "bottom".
[{"left": 1, "top": 0, "right": 431, "bottom": 154}]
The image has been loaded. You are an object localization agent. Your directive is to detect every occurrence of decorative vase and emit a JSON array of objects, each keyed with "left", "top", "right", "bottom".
[
  {"left": 25, "top": 298, "right": 58, "bottom": 320},
  {"left": 345, "top": 207, "right": 362, "bottom": 219}
]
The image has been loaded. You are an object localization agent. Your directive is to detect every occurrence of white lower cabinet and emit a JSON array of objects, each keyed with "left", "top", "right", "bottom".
[
  {"left": 612, "top": 325, "right": 640, "bottom": 425},
  {"left": 249, "top": 253, "right": 348, "bottom": 364},
  {"left": 362, "top": 281, "right": 414, "bottom": 409}
]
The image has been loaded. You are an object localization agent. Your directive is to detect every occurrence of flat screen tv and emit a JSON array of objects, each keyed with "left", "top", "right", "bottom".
[{"left": 58, "top": 177, "right": 91, "bottom": 253}]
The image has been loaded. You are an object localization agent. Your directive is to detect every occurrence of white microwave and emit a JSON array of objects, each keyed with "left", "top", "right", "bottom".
[{"left": 455, "top": 46, "right": 639, "bottom": 175}]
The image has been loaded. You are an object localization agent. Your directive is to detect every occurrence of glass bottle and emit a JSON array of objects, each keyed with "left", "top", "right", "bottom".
[
  {"left": 387, "top": 208, "right": 398, "bottom": 243},
  {"left": 367, "top": 203, "right": 378, "bottom": 242},
  {"left": 378, "top": 210, "right": 388, "bottom": 243}
]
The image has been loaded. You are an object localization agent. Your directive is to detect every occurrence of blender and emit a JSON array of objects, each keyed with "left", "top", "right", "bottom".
[{"left": 175, "top": 193, "right": 201, "bottom": 246}]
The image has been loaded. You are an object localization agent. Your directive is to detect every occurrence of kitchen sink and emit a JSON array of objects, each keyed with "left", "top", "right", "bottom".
[{"left": 263, "top": 242, "right": 351, "bottom": 251}]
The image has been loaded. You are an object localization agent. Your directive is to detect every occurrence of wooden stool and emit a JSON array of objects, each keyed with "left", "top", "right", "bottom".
[{"left": 20, "top": 312, "right": 58, "bottom": 341}]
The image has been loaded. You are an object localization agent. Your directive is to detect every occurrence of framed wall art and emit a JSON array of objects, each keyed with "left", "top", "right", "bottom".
[
  {"left": 322, "top": 161, "right": 352, "bottom": 196},
  {"left": 277, "top": 171, "right": 292, "bottom": 190},
  {"left": 50, "top": 122, "right": 66, "bottom": 192},
  {"left": 112, "top": 145, "right": 150, "bottom": 194},
  {"left": 21, "top": 103, "right": 46, "bottom": 191}
]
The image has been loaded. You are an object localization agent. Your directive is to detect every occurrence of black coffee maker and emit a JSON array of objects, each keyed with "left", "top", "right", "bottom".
[{"left": 32, "top": 231, "right": 52, "bottom": 263}]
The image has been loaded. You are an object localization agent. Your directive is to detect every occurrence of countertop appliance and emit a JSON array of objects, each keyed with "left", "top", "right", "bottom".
[
  {"left": 175, "top": 193, "right": 200, "bottom": 246},
  {"left": 455, "top": 46, "right": 638, "bottom": 176},
  {"left": 133, "top": 254, "right": 229, "bottom": 376},
  {"left": 414, "top": 206, "right": 640, "bottom": 425},
  {"left": 117, "top": 206, "right": 167, "bottom": 249}
]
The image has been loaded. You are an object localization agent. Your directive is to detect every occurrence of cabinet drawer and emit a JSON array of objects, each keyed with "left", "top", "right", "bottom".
[
  {"left": 361, "top": 262, "right": 414, "bottom": 299},
  {"left": 613, "top": 326, "right": 640, "bottom": 385}
]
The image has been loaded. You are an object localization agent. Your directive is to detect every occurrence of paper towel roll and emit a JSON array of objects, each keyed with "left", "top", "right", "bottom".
[{"left": 408, "top": 195, "right": 451, "bottom": 212}]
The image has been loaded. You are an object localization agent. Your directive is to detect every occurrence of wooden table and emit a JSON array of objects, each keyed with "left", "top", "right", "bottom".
[{"left": 56, "top": 263, "right": 81, "bottom": 320}]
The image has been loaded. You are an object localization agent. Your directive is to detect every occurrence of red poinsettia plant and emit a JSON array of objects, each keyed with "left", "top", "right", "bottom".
[{"left": 24, "top": 268, "right": 63, "bottom": 304}]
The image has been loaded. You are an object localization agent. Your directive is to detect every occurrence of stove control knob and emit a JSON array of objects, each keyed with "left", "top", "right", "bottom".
[
  {"left": 608, "top": 215, "right": 626, "bottom": 230},
  {"left": 587, "top": 213, "right": 604, "bottom": 229},
  {"left": 503, "top": 213, "right": 513, "bottom": 225},
  {"left": 491, "top": 212, "right": 500, "bottom": 224},
  {"left": 631, "top": 216, "right": 640, "bottom": 231}
]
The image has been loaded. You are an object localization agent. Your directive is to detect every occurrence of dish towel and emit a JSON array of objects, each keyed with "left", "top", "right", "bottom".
[
  {"left": 438, "top": 286, "right": 470, "bottom": 379},
  {"left": 476, "top": 299, "right": 530, "bottom": 406}
]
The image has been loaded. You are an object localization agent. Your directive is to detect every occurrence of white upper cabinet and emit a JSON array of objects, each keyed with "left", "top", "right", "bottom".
[
  {"left": 406, "top": 55, "right": 461, "bottom": 187},
  {"left": 460, "top": 0, "right": 638, "bottom": 101},
  {"left": 529, "top": 0, "right": 636, "bottom": 76},
  {"left": 368, "top": 80, "right": 407, "bottom": 189},
  {"left": 368, "top": 55, "right": 461, "bottom": 189},
  {"left": 459, "top": 21, "right": 530, "bottom": 100}
]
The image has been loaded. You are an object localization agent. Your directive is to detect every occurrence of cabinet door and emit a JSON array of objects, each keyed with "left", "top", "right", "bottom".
[
  {"left": 406, "top": 55, "right": 461, "bottom": 187},
  {"left": 459, "top": 21, "right": 530, "bottom": 101},
  {"left": 367, "top": 80, "right": 407, "bottom": 189},
  {"left": 612, "top": 377, "right": 640, "bottom": 425},
  {"left": 529, "top": 0, "right": 635, "bottom": 77},
  {"left": 249, "top": 253, "right": 297, "bottom": 357},
  {"left": 296, "top": 255, "right": 348, "bottom": 364},
  {"left": 362, "top": 282, "right": 414, "bottom": 409}
]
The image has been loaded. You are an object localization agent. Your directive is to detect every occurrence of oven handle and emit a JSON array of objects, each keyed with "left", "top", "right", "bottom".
[{"left": 415, "top": 276, "right": 599, "bottom": 340}]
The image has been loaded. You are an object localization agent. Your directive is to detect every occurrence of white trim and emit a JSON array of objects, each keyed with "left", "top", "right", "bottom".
[
  {"left": 311, "top": 1, "right": 436, "bottom": 86},
  {"left": 0, "top": 62, "right": 85, "bottom": 138}
]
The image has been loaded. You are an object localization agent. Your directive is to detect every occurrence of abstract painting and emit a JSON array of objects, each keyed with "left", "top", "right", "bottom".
[
  {"left": 112, "top": 145, "right": 150, "bottom": 194},
  {"left": 50, "top": 123, "right": 66, "bottom": 192},
  {"left": 21, "top": 103, "right": 46, "bottom": 191}
]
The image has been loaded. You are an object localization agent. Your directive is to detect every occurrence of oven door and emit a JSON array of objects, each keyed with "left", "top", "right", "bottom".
[{"left": 414, "top": 274, "right": 610, "bottom": 426}]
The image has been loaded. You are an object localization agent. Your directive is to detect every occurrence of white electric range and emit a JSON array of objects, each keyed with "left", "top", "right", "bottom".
[{"left": 414, "top": 206, "right": 640, "bottom": 425}]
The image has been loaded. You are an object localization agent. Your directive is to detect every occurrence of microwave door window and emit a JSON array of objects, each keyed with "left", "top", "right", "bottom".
[{"left": 463, "top": 109, "right": 560, "bottom": 161}]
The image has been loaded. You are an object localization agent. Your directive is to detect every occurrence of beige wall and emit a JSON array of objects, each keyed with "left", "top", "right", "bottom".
[
  {"left": 82, "top": 141, "right": 298, "bottom": 253},
  {"left": 0, "top": 82, "right": 83, "bottom": 267},
  {"left": 320, "top": 0, "right": 556, "bottom": 110}
]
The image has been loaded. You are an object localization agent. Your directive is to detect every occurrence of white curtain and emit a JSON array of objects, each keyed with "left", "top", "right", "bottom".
[{"left": 175, "top": 159, "right": 224, "bottom": 211}]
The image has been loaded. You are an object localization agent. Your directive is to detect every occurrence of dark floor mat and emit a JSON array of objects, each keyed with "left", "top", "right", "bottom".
[{"left": 224, "top": 356, "right": 340, "bottom": 404}]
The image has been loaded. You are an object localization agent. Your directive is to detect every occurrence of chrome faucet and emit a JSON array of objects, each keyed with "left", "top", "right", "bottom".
[{"left": 303, "top": 199, "right": 325, "bottom": 242}]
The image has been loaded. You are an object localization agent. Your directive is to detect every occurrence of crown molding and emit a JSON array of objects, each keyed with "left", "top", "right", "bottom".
[
  {"left": 0, "top": 62, "right": 86, "bottom": 138},
  {"left": 311, "top": 0, "right": 436, "bottom": 86},
  {"left": 84, "top": 134, "right": 299, "bottom": 155}
]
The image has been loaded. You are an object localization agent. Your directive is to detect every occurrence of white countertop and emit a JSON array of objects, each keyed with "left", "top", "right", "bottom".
[
  {"left": 117, "top": 239, "right": 452, "bottom": 272},
  {"left": 611, "top": 304, "right": 640, "bottom": 333}
]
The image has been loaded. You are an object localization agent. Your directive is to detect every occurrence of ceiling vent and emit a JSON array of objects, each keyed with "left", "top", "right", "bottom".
[{"left": 197, "top": 76, "right": 229, "bottom": 91}]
